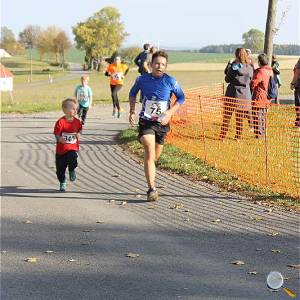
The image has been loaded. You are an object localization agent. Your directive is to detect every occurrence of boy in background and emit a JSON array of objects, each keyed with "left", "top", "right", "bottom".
[
  {"left": 54, "top": 98, "right": 82, "bottom": 191},
  {"left": 74, "top": 75, "right": 93, "bottom": 125}
]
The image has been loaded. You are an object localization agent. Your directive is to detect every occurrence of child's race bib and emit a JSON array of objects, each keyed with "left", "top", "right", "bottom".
[
  {"left": 62, "top": 132, "right": 77, "bottom": 144},
  {"left": 111, "top": 72, "right": 122, "bottom": 81},
  {"left": 144, "top": 100, "right": 168, "bottom": 121}
]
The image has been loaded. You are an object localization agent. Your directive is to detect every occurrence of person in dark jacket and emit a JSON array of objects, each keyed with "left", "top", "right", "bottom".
[
  {"left": 134, "top": 43, "right": 151, "bottom": 74},
  {"left": 290, "top": 58, "right": 300, "bottom": 127},
  {"left": 220, "top": 48, "right": 253, "bottom": 140},
  {"left": 271, "top": 55, "right": 282, "bottom": 104}
]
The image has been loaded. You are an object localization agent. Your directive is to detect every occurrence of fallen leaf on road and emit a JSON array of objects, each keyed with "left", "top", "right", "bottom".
[
  {"left": 271, "top": 249, "right": 281, "bottom": 253},
  {"left": 248, "top": 271, "right": 257, "bottom": 275},
  {"left": 112, "top": 174, "right": 120, "bottom": 178},
  {"left": 121, "top": 201, "right": 127, "bottom": 206},
  {"left": 184, "top": 218, "right": 190, "bottom": 222},
  {"left": 250, "top": 216, "right": 264, "bottom": 221},
  {"left": 287, "top": 264, "right": 300, "bottom": 269},
  {"left": 256, "top": 248, "right": 263, "bottom": 251},
  {"left": 147, "top": 206, "right": 156, "bottom": 209},
  {"left": 126, "top": 252, "right": 140, "bottom": 258},
  {"left": 267, "top": 232, "right": 279, "bottom": 237},
  {"left": 96, "top": 220, "right": 105, "bottom": 224},
  {"left": 264, "top": 208, "right": 273, "bottom": 213},
  {"left": 23, "top": 220, "right": 32, "bottom": 224},
  {"left": 231, "top": 260, "right": 245, "bottom": 265},
  {"left": 44, "top": 250, "right": 54, "bottom": 254},
  {"left": 135, "top": 194, "right": 141, "bottom": 198},
  {"left": 25, "top": 257, "right": 37, "bottom": 263},
  {"left": 212, "top": 219, "right": 221, "bottom": 223},
  {"left": 157, "top": 184, "right": 166, "bottom": 189},
  {"left": 68, "top": 258, "right": 76, "bottom": 262},
  {"left": 184, "top": 209, "right": 190, "bottom": 212},
  {"left": 170, "top": 203, "right": 184, "bottom": 209}
]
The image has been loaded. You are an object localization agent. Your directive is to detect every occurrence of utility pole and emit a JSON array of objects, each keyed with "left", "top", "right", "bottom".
[
  {"left": 264, "top": 0, "right": 277, "bottom": 65},
  {"left": 30, "top": 45, "right": 33, "bottom": 82}
]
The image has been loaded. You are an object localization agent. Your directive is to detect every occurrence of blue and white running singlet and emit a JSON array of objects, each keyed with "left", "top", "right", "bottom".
[{"left": 129, "top": 73, "right": 185, "bottom": 122}]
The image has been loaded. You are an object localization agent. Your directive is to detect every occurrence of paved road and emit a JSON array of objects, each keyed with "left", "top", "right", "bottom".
[{"left": 1, "top": 106, "right": 299, "bottom": 300}]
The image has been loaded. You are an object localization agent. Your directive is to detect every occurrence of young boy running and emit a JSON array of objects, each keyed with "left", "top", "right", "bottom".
[
  {"left": 74, "top": 75, "right": 93, "bottom": 125},
  {"left": 54, "top": 98, "right": 82, "bottom": 191}
]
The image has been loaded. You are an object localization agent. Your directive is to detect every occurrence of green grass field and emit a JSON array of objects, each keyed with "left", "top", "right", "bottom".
[{"left": 1, "top": 52, "right": 295, "bottom": 113}]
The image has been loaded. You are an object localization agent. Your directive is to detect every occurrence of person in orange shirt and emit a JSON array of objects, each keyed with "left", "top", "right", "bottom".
[{"left": 105, "top": 56, "right": 129, "bottom": 118}]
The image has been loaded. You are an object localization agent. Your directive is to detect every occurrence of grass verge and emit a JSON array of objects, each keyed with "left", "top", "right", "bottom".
[{"left": 120, "top": 127, "right": 299, "bottom": 211}]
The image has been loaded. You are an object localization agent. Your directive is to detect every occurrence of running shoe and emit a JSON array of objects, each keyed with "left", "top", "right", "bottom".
[
  {"left": 147, "top": 188, "right": 158, "bottom": 202},
  {"left": 60, "top": 181, "right": 67, "bottom": 192},
  {"left": 69, "top": 170, "right": 76, "bottom": 182},
  {"left": 117, "top": 108, "right": 124, "bottom": 119},
  {"left": 112, "top": 109, "right": 117, "bottom": 117}
]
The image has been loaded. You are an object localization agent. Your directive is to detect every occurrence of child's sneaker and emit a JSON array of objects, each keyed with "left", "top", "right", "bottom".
[
  {"left": 147, "top": 188, "right": 158, "bottom": 202},
  {"left": 117, "top": 108, "right": 124, "bottom": 118},
  {"left": 69, "top": 170, "right": 76, "bottom": 182},
  {"left": 59, "top": 181, "right": 67, "bottom": 192}
]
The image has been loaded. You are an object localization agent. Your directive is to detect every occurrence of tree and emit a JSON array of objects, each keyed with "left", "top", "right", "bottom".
[
  {"left": 73, "top": 6, "right": 128, "bottom": 69},
  {"left": 53, "top": 31, "right": 71, "bottom": 69},
  {"left": 19, "top": 25, "right": 41, "bottom": 82},
  {"left": 0, "top": 26, "right": 24, "bottom": 55},
  {"left": 242, "top": 28, "right": 264, "bottom": 53},
  {"left": 119, "top": 46, "right": 141, "bottom": 65},
  {"left": 36, "top": 26, "right": 61, "bottom": 61},
  {"left": 264, "top": 0, "right": 277, "bottom": 65}
]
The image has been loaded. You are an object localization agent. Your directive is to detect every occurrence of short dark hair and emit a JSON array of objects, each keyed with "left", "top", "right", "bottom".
[
  {"left": 152, "top": 50, "right": 168, "bottom": 63},
  {"left": 143, "top": 43, "right": 150, "bottom": 50},
  {"left": 258, "top": 53, "right": 269, "bottom": 66}
]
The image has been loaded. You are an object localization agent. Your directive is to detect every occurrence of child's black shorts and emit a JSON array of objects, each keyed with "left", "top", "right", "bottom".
[{"left": 138, "top": 118, "right": 170, "bottom": 145}]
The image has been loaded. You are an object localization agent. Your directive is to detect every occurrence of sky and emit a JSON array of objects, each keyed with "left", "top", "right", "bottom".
[{"left": 1, "top": 0, "right": 299, "bottom": 49}]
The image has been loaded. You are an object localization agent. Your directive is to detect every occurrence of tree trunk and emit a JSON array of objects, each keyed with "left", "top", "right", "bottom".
[{"left": 264, "top": 0, "right": 277, "bottom": 65}]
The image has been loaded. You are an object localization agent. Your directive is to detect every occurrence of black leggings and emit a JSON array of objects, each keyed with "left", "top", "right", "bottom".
[
  {"left": 56, "top": 151, "right": 78, "bottom": 183},
  {"left": 78, "top": 105, "right": 89, "bottom": 124},
  {"left": 295, "top": 89, "right": 300, "bottom": 125},
  {"left": 110, "top": 84, "right": 123, "bottom": 110}
]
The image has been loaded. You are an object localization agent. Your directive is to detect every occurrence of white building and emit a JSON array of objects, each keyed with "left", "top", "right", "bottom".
[
  {"left": 0, "top": 49, "right": 12, "bottom": 58},
  {"left": 0, "top": 64, "right": 13, "bottom": 91}
]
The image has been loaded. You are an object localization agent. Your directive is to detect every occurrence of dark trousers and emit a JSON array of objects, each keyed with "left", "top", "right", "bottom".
[
  {"left": 220, "top": 103, "right": 249, "bottom": 139},
  {"left": 78, "top": 105, "right": 89, "bottom": 124},
  {"left": 252, "top": 107, "right": 266, "bottom": 137},
  {"left": 56, "top": 151, "right": 78, "bottom": 183},
  {"left": 295, "top": 89, "right": 300, "bottom": 126},
  {"left": 110, "top": 84, "right": 123, "bottom": 110}
]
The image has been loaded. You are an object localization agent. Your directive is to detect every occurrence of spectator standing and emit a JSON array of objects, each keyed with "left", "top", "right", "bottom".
[
  {"left": 290, "top": 58, "right": 300, "bottom": 127},
  {"left": 251, "top": 53, "right": 273, "bottom": 138},
  {"left": 220, "top": 48, "right": 253, "bottom": 141},
  {"left": 271, "top": 55, "right": 282, "bottom": 104}
]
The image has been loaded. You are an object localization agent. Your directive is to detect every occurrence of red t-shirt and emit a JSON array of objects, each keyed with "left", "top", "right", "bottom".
[{"left": 53, "top": 117, "right": 82, "bottom": 155}]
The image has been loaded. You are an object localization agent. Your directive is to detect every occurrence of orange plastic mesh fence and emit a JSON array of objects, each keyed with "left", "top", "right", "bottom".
[{"left": 167, "top": 83, "right": 300, "bottom": 198}]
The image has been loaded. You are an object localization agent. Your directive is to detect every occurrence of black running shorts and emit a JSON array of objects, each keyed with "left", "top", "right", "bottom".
[{"left": 138, "top": 118, "right": 170, "bottom": 145}]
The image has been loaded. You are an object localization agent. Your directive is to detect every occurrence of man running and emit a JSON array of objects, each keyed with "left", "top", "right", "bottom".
[{"left": 129, "top": 51, "right": 185, "bottom": 201}]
